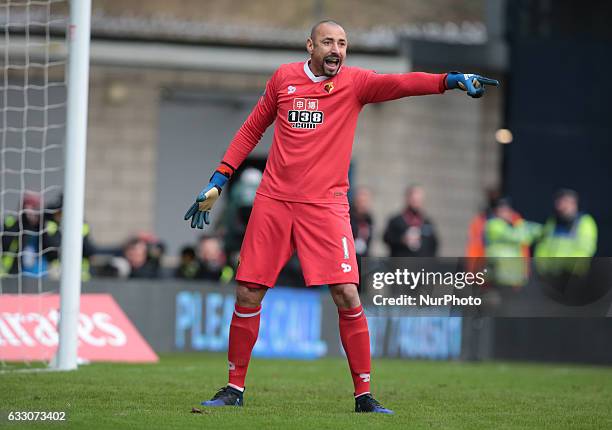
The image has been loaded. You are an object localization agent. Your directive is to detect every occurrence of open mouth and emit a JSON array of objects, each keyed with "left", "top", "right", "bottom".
[{"left": 324, "top": 56, "right": 340, "bottom": 71}]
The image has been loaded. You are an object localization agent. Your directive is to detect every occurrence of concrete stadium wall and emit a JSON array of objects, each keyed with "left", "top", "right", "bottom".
[
  {"left": 85, "top": 67, "right": 268, "bottom": 246},
  {"left": 84, "top": 64, "right": 501, "bottom": 256}
]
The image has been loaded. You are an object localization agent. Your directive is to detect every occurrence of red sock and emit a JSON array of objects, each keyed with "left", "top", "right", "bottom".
[
  {"left": 227, "top": 304, "right": 261, "bottom": 389},
  {"left": 338, "top": 305, "right": 371, "bottom": 396}
]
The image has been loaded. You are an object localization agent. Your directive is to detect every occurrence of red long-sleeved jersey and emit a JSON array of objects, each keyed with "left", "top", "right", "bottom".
[{"left": 222, "top": 61, "right": 447, "bottom": 204}]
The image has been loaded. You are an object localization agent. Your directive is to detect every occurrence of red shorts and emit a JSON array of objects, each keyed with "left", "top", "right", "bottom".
[{"left": 235, "top": 194, "right": 359, "bottom": 288}]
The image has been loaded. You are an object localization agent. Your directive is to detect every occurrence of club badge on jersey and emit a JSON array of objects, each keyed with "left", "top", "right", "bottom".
[{"left": 288, "top": 98, "right": 324, "bottom": 129}]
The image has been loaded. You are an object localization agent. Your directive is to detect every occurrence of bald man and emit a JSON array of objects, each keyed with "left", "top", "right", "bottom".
[{"left": 186, "top": 20, "right": 499, "bottom": 414}]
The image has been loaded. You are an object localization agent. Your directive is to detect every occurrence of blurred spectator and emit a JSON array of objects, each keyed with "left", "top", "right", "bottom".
[
  {"left": 136, "top": 232, "right": 166, "bottom": 276},
  {"left": 535, "top": 189, "right": 597, "bottom": 276},
  {"left": 43, "top": 194, "right": 96, "bottom": 281},
  {"left": 103, "top": 237, "right": 160, "bottom": 279},
  {"left": 223, "top": 167, "right": 263, "bottom": 267},
  {"left": 350, "top": 186, "right": 374, "bottom": 258},
  {"left": 465, "top": 188, "right": 501, "bottom": 259},
  {"left": 1, "top": 192, "right": 46, "bottom": 277},
  {"left": 196, "top": 235, "right": 234, "bottom": 283},
  {"left": 383, "top": 185, "right": 438, "bottom": 257},
  {"left": 175, "top": 246, "right": 200, "bottom": 279},
  {"left": 484, "top": 198, "right": 541, "bottom": 288},
  {"left": 465, "top": 189, "right": 529, "bottom": 272},
  {"left": 125, "top": 237, "right": 160, "bottom": 278}
]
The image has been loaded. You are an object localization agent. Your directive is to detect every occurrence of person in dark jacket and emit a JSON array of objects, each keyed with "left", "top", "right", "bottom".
[
  {"left": 114, "top": 237, "right": 160, "bottom": 279},
  {"left": 383, "top": 184, "right": 438, "bottom": 257}
]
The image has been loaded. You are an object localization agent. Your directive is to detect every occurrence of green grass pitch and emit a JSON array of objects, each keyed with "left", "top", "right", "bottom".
[{"left": 1, "top": 352, "right": 611, "bottom": 429}]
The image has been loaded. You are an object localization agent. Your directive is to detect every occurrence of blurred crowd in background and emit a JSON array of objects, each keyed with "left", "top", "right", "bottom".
[
  {"left": 1, "top": 1, "right": 606, "bottom": 293},
  {"left": 1, "top": 163, "right": 598, "bottom": 288}
]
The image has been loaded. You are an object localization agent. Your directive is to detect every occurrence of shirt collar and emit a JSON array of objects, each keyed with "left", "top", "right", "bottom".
[{"left": 303, "top": 60, "right": 331, "bottom": 83}]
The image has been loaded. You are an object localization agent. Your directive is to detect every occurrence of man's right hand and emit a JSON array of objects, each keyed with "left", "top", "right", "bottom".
[{"left": 184, "top": 171, "right": 229, "bottom": 229}]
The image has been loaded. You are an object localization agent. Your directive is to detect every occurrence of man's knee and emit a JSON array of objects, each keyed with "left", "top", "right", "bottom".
[
  {"left": 236, "top": 282, "right": 267, "bottom": 307},
  {"left": 329, "top": 283, "right": 360, "bottom": 309}
]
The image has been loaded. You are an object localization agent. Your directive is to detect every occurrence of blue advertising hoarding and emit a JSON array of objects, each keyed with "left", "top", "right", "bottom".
[
  {"left": 175, "top": 286, "right": 461, "bottom": 360},
  {"left": 175, "top": 287, "right": 327, "bottom": 359}
]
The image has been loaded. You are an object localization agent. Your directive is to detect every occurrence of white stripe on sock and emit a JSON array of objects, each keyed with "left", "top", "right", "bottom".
[
  {"left": 234, "top": 308, "right": 262, "bottom": 318},
  {"left": 227, "top": 383, "right": 245, "bottom": 392},
  {"left": 345, "top": 310, "right": 363, "bottom": 318},
  {"left": 355, "top": 391, "right": 371, "bottom": 398}
]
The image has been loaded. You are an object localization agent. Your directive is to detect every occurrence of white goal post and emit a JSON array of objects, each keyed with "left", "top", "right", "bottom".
[
  {"left": 0, "top": 0, "right": 91, "bottom": 371},
  {"left": 54, "top": 0, "right": 91, "bottom": 371}
]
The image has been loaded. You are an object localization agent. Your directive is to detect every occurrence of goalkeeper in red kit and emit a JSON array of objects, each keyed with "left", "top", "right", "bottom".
[{"left": 184, "top": 20, "right": 498, "bottom": 414}]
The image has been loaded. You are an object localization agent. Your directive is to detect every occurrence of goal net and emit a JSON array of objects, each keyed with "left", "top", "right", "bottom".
[{"left": 0, "top": 0, "right": 90, "bottom": 370}]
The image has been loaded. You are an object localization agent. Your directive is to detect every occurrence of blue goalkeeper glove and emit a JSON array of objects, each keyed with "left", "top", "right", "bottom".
[
  {"left": 446, "top": 72, "right": 499, "bottom": 98},
  {"left": 184, "top": 171, "right": 229, "bottom": 229}
]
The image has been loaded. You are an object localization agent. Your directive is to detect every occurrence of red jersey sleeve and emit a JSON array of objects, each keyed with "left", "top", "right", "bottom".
[
  {"left": 221, "top": 69, "right": 280, "bottom": 170},
  {"left": 352, "top": 68, "right": 447, "bottom": 105}
]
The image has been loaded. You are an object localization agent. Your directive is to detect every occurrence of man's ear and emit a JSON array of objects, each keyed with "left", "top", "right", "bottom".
[{"left": 306, "top": 38, "right": 314, "bottom": 54}]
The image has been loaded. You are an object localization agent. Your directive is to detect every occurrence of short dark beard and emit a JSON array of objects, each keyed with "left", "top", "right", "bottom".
[{"left": 323, "top": 68, "right": 336, "bottom": 77}]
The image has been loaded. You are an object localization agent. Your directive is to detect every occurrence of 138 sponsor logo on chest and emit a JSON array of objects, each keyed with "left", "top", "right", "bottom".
[{"left": 288, "top": 98, "right": 324, "bottom": 129}]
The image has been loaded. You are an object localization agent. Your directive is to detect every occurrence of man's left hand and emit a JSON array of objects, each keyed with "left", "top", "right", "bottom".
[{"left": 446, "top": 72, "right": 499, "bottom": 98}]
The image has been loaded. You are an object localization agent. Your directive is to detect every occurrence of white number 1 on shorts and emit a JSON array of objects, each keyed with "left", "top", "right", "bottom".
[{"left": 341, "top": 236, "right": 349, "bottom": 259}]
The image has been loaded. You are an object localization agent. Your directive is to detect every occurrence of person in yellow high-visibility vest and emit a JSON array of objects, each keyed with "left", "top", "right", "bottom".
[
  {"left": 484, "top": 198, "right": 541, "bottom": 288},
  {"left": 534, "top": 189, "right": 597, "bottom": 276},
  {"left": 1, "top": 193, "right": 46, "bottom": 278},
  {"left": 43, "top": 195, "right": 96, "bottom": 281}
]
